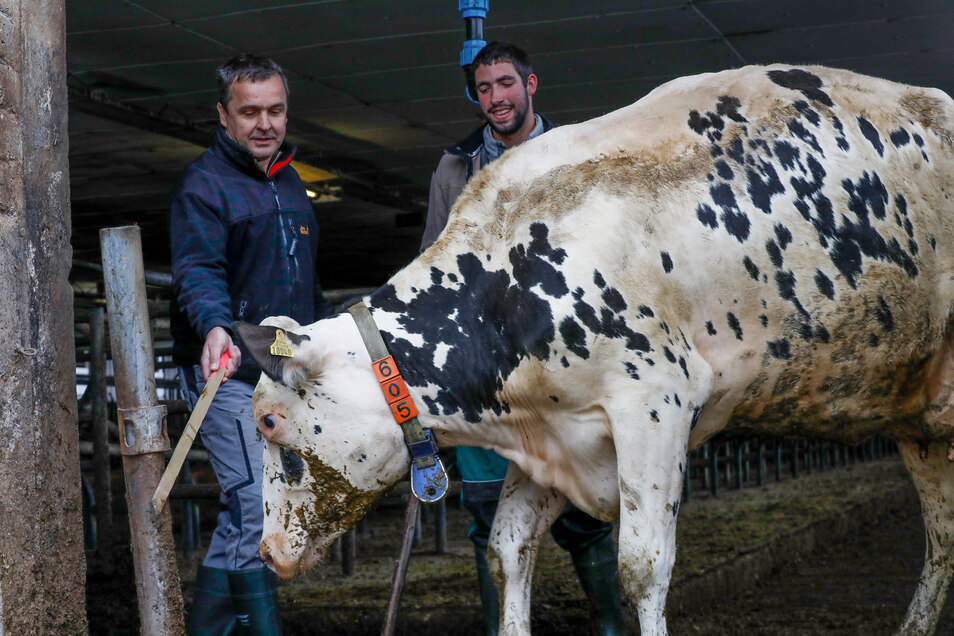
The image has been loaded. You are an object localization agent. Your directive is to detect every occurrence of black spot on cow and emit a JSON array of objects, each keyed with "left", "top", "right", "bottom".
[
  {"left": 766, "top": 240, "right": 783, "bottom": 268},
  {"left": 727, "top": 312, "right": 744, "bottom": 340},
  {"left": 511, "top": 224, "right": 569, "bottom": 296},
  {"left": 688, "top": 110, "right": 721, "bottom": 135},
  {"left": 716, "top": 95, "right": 747, "bottom": 123},
  {"left": 430, "top": 267, "right": 443, "bottom": 285},
  {"left": 663, "top": 347, "right": 676, "bottom": 363},
  {"left": 773, "top": 140, "right": 801, "bottom": 170},
  {"left": 696, "top": 203, "right": 718, "bottom": 229},
  {"left": 650, "top": 409, "right": 660, "bottom": 422},
  {"left": 844, "top": 171, "right": 888, "bottom": 221},
  {"left": 890, "top": 128, "right": 911, "bottom": 147},
  {"left": 868, "top": 333, "right": 881, "bottom": 347},
  {"left": 678, "top": 357, "right": 689, "bottom": 379},
  {"left": 827, "top": 172, "right": 918, "bottom": 287},
  {"left": 715, "top": 160, "right": 734, "bottom": 180},
  {"left": 674, "top": 393, "right": 681, "bottom": 407},
  {"left": 549, "top": 395, "right": 559, "bottom": 403},
  {"left": 742, "top": 256, "right": 760, "bottom": 281},
  {"left": 787, "top": 118, "right": 823, "bottom": 155},
  {"left": 746, "top": 159, "right": 785, "bottom": 215},
  {"left": 448, "top": 273, "right": 458, "bottom": 283},
  {"left": 775, "top": 270, "right": 809, "bottom": 319},
  {"left": 766, "top": 69, "right": 834, "bottom": 107},
  {"left": 710, "top": 183, "right": 751, "bottom": 243},
  {"left": 875, "top": 296, "right": 895, "bottom": 332},
  {"left": 560, "top": 357, "right": 569, "bottom": 368},
  {"left": 767, "top": 338, "right": 792, "bottom": 359},
  {"left": 602, "top": 286, "right": 627, "bottom": 312},
  {"left": 774, "top": 223, "right": 793, "bottom": 249},
  {"left": 759, "top": 314, "right": 768, "bottom": 327},
  {"left": 793, "top": 100, "right": 821, "bottom": 127},
  {"left": 705, "top": 320, "right": 717, "bottom": 336},
  {"left": 594, "top": 270, "right": 606, "bottom": 288},
  {"left": 913, "top": 133, "right": 930, "bottom": 161},
  {"left": 814, "top": 270, "right": 835, "bottom": 300},
  {"left": 560, "top": 317, "right": 590, "bottom": 359},
  {"left": 857, "top": 117, "right": 885, "bottom": 157},
  {"left": 624, "top": 362, "right": 639, "bottom": 380},
  {"left": 314, "top": 424, "right": 322, "bottom": 434},
  {"left": 639, "top": 305, "right": 655, "bottom": 318},
  {"left": 815, "top": 325, "right": 831, "bottom": 343},
  {"left": 373, "top": 223, "right": 571, "bottom": 423},
  {"left": 726, "top": 136, "right": 745, "bottom": 164},
  {"left": 661, "top": 252, "right": 673, "bottom": 273}
]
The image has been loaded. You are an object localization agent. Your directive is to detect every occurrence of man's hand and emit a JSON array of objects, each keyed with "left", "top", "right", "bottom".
[{"left": 202, "top": 326, "right": 242, "bottom": 382}]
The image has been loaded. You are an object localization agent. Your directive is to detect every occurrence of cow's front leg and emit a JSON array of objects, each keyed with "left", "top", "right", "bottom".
[{"left": 487, "top": 461, "right": 567, "bottom": 635}]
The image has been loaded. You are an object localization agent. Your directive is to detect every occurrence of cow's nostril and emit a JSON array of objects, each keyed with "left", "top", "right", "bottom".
[{"left": 263, "top": 414, "right": 278, "bottom": 430}]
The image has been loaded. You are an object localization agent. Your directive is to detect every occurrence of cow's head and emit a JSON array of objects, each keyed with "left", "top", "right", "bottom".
[{"left": 233, "top": 315, "right": 409, "bottom": 579}]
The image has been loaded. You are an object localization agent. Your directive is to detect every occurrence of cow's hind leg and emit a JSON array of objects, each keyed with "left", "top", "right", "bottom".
[
  {"left": 611, "top": 400, "right": 695, "bottom": 636},
  {"left": 488, "top": 461, "right": 567, "bottom": 636},
  {"left": 897, "top": 440, "right": 954, "bottom": 634}
]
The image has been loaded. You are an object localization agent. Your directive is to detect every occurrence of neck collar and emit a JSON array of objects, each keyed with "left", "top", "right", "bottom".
[{"left": 347, "top": 301, "right": 448, "bottom": 503}]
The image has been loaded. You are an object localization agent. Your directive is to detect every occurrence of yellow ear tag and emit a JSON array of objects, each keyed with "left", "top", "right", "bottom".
[{"left": 269, "top": 329, "right": 294, "bottom": 358}]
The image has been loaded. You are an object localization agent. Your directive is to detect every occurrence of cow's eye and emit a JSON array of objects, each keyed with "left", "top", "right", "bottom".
[{"left": 263, "top": 414, "right": 278, "bottom": 430}]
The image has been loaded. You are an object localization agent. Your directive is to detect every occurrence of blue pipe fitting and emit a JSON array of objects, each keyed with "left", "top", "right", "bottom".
[
  {"left": 459, "top": 0, "right": 488, "bottom": 20},
  {"left": 459, "top": 0, "right": 489, "bottom": 102}
]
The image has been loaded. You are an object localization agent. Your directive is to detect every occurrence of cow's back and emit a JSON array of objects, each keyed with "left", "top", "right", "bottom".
[{"left": 411, "top": 65, "right": 954, "bottom": 446}]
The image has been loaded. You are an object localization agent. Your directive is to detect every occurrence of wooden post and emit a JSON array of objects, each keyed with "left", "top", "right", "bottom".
[
  {"left": 101, "top": 226, "right": 185, "bottom": 635},
  {"left": 0, "top": 0, "right": 87, "bottom": 631}
]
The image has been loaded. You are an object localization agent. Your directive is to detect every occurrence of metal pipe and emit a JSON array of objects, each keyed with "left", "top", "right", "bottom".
[
  {"left": 459, "top": 0, "right": 489, "bottom": 103},
  {"left": 101, "top": 225, "right": 185, "bottom": 635},
  {"left": 90, "top": 307, "right": 114, "bottom": 556},
  {"left": 381, "top": 496, "right": 421, "bottom": 636}
]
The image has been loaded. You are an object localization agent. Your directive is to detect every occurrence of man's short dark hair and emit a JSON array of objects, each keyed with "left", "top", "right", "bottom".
[
  {"left": 466, "top": 41, "right": 534, "bottom": 96},
  {"left": 217, "top": 54, "right": 289, "bottom": 108}
]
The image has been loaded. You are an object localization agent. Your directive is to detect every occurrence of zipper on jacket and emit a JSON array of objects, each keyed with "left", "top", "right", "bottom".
[{"left": 269, "top": 180, "right": 301, "bottom": 285}]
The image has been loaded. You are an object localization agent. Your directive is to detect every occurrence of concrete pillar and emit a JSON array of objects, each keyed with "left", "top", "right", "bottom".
[{"left": 0, "top": 0, "right": 87, "bottom": 633}]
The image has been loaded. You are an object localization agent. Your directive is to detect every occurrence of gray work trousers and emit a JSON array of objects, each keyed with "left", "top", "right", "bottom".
[{"left": 179, "top": 366, "right": 265, "bottom": 570}]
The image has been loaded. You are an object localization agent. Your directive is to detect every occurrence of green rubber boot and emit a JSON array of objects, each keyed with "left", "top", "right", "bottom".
[
  {"left": 188, "top": 565, "right": 237, "bottom": 636},
  {"left": 571, "top": 534, "right": 628, "bottom": 636},
  {"left": 474, "top": 544, "right": 501, "bottom": 636},
  {"left": 228, "top": 568, "right": 283, "bottom": 635}
]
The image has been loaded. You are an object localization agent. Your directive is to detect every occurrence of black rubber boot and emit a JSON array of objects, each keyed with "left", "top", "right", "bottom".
[
  {"left": 228, "top": 568, "right": 283, "bottom": 635},
  {"left": 188, "top": 565, "right": 237, "bottom": 636},
  {"left": 571, "top": 534, "right": 628, "bottom": 636},
  {"left": 473, "top": 544, "right": 501, "bottom": 636}
]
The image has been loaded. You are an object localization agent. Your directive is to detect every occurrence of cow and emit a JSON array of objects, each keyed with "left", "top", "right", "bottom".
[{"left": 233, "top": 64, "right": 954, "bottom": 635}]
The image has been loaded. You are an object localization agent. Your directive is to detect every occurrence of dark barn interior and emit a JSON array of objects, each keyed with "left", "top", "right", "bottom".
[
  {"left": 67, "top": 0, "right": 954, "bottom": 290},
  {"left": 64, "top": 2, "right": 954, "bottom": 633}
]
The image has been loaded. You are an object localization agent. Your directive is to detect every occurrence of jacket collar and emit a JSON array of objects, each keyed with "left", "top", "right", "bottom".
[
  {"left": 445, "top": 113, "right": 555, "bottom": 179},
  {"left": 211, "top": 125, "right": 298, "bottom": 179}
]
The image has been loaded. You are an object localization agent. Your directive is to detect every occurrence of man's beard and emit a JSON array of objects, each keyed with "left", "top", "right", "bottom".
[{"left": 486, "top": 99, "right": 529, "bottom": 137}]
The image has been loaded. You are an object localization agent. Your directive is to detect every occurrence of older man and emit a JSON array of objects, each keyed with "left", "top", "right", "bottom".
[{"left": 170, "top": 53, "right": 334, "bottom": 635}]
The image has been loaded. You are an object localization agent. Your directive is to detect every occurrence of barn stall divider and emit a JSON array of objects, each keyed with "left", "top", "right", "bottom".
[{"left": 72, "top": 236, "right": 896, "bottom": 628}]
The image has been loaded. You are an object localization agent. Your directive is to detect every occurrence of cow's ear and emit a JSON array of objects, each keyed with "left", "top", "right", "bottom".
[{"left": 232, "top": 321, "right": 312, "bottom": 386}]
